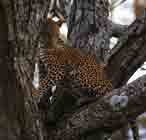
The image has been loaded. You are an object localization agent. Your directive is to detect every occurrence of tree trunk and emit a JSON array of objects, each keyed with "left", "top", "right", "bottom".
[
  {"left": 1, "top": 0, "right": 146, "bottom": 140},
  {"left": 68, "top": 0, "right": 110, "bottom": 64},
  {"left": 0, "top": 4, "right": 25, "bottom": 140}
]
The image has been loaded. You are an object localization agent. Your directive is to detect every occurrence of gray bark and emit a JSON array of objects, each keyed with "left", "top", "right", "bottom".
[
  {"left": 47, "top": 74, "right": 146, "bottom": 140},
  {"left": 0, "top": 0, "right": 51, "bottom": 139},
  {"left": 0, "top": 4, "right": 24, "bottom": 140},
  {"left": 0, "top": 0, "right": 146, "bottom": 140},
  {"left": 107, "top": 16, "right": 146, "bottom": 88},
  {"left": 68, "top": 0, "right": 110, "bottom": 64}
]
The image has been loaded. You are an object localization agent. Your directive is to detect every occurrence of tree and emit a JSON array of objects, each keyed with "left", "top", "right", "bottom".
[{"left": 0, "top": 0, "right": 146, "bottom": 140}]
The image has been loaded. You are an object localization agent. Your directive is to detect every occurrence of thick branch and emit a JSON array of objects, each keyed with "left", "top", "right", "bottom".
[
  {"left": 49, "top": 75, "right": 146, "bottom": 140},
  {"left": 109, "top": 20, "right": 128, "bottom": 38},
  {"left": 68, "top": 0, "right": 110, "bottom": 63},
  {"left": 106, "top": 16, "right": 146, "bottom": 88}
]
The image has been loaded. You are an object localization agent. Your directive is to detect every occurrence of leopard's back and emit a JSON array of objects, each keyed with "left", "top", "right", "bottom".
[{"left": 35, "top": 47, "right": 112, "bottom": 99}]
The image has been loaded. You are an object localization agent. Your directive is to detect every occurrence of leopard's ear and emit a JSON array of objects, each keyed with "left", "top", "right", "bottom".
[{"left": 47, "top": 13, "right": 53, "bottom": 21}]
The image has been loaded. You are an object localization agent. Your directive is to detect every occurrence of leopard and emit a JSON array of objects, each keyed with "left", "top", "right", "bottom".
[
  {"left": 34, "top": 13, "right": 112, "bottom": 98},
  {"left": 35, "top": 47, "right": 112, "bottom": 99},
  {"left": 33, "top": 14, "right": 112, "bottom": 123},
  {"left": 36, "top": 47, "right": 112, "bottom": 124}
]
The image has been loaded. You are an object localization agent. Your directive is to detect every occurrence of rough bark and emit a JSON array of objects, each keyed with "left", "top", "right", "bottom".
[
  {"left": 107, "top": 16, "right": 146, "bottom": 88},
  {"left": 0, "top": 4, "right": 25, "bottom": 140},
  {"left": 1, "top": 0, "right": 146, "bottom": 140},
  {"left": 47, "top": 74, "right": 146, "bottom": 140},
  {"left": 109, "top": 20, "right": 128, "bottom": 38},
  {"left": 68, "top": 0, "right": 110, "bottom": 64},
  {"left": 0, "top": 0, "right": 51, "bottom": 139}
]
